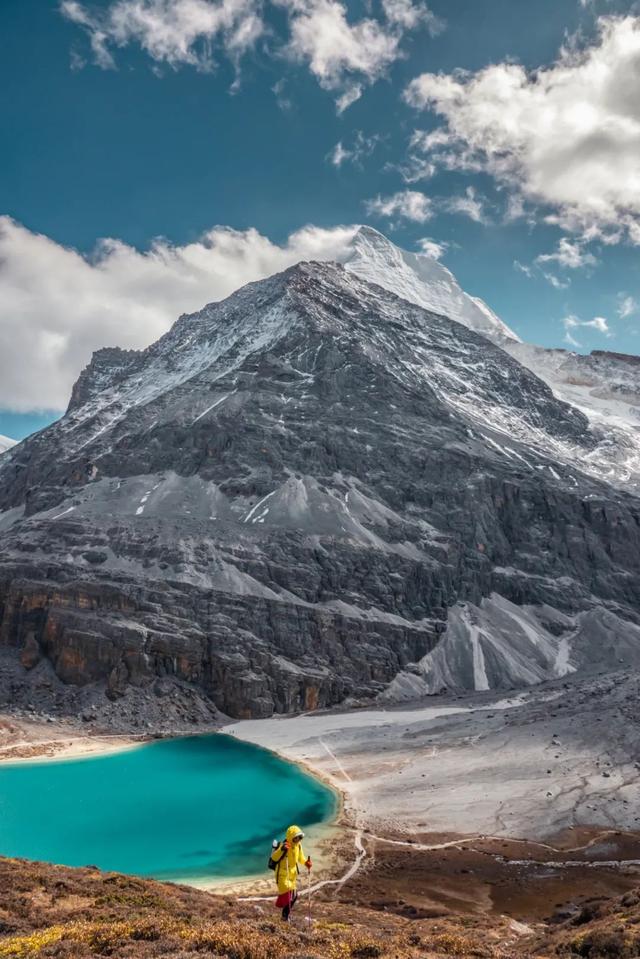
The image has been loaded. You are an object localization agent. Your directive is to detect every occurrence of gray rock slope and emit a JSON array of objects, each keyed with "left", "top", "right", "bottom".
[
  {"left": 343, "top": 228, "right": 640, "bottom": 494},
  {"left": 1, "top": 261, "right": 639, "bottom": 717},
  {"left": 504, "top": 342, "right": 640, "bottom": 494}
]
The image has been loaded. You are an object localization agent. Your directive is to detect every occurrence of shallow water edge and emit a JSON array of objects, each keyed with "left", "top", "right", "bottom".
[{"left": 0, "top": 726, "right": 342, "bottom": 889}]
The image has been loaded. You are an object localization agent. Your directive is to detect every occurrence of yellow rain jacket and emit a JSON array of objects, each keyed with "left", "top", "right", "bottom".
[{"left": 272, "top": 824, "right": 308, "bottom": 894}]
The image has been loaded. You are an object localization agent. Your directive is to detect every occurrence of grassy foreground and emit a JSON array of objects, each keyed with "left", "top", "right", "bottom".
[{"left": 1, "top": 856, "right": 639, "bottom": 959}]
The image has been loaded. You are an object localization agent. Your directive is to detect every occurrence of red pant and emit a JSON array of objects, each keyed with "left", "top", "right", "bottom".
[{"left": 275, "top": 889, "right": 297, "bottom": 920}]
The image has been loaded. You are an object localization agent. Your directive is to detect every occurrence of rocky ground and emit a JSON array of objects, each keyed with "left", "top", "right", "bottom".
[
  {"left": 228, "top": 671, "right": 640, "bottom": 841},
  {"left": 0, "top": 648, "right": 222, "bottom": 739}
]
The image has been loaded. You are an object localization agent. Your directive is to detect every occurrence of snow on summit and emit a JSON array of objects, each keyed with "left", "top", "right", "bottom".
[{"left": 339, "top": 226, "right": 520, "bottom": 344}]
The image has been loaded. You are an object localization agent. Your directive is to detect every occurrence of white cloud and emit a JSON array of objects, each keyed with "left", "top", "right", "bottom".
[
  {"left": 61, "top": 0, "right": 264, "bottom": 72},
  {"left": 404, "top": 16, "right": 640, "bottom": 244},
  {"left": 543, "top": 272, "right": 570, "bottom": 290},
  {"left": 617, "top": 293, "right": 638, "bottom": 318},
  {"left": 514, "top": 259, "right": 533, "bottom": 278},
  {"left": 63, "top": 0, "right": 439, "bottom": 108},
  {"left": 562, "top": 312, "right": 611, "bottom": 346},
  {"left": 417, "top": 237, "right": 447, "bottom": 258},
  {"left": 563, "top": 315, "right": 581, "bottom": 347},
  {"left": 441, "top": 186, "right": 487, "bottom": 223},
  {"left": 504, "top": 194, "right": 528, "bottom": 223},
  {"left": 329, "top": 141, "right": 350, "bottom": 167},
  {"left": 333, "top": 83, "right": 361, "bottom": 113},
  {"left": 536, "top": 237, "right": 597, "bottom": 270},
  {"left": 365, "top": 186, "right": 491, "bottom": 225},
  {"left": 380, "top": 0, "right": 443, "bottom": 34},
  {"left": 515, "top": 259, "right": 570, "bottom": 290},
  {"left": 364, "top": 190, "right": 432, "bottom": 222},
  {"left": 516, "top": 237, "right": 596, "bottom": 290},
  {"left": 272, "top": 77, "right": 292, "bottom": 110},
  {"left": 584, "top": 315, "right": 611, "bottom": 333},
  {"left": 327, "top": 130, "right": 380, "bottom": 167},
  {"left": 0, "top": 217, "right": 358, "bottom": 412},
  {"left": 282, "top": 0, "right": 400, "bottom": 103},
  {"left": 395, "top": 154, "right": 436, "bottom": 183}
]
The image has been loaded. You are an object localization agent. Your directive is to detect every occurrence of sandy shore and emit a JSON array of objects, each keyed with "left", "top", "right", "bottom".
[
  {"left": 222, "top": 675, "right": 640, "bottom": 913},
  {"left": 0, "top": 714, "right": 148, "bottom": 764}
]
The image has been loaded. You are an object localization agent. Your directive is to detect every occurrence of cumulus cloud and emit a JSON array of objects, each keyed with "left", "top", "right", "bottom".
[
  {"left": 364, "top": 189, "right": 432, "bottom": 222},
  {"left": 280, "top": 0, "right": 403, "bottom": 106},
  {"left": 60, "top": 0, "right": 264, "bottom": 73},
  {"left": 283, "top": 0, "right": 397, "bottom": 75},
  {"left": 0, "top": 217, "right": 358, "bottom": 412},
  {"left": 563, "top": 313, "right": 611, "bottom": 346},
  {"left": 62, "top": 0, "right": 440, "bottom": 108},
  {"left": 404, "top": 16, "right": 640, "bottom": 244}
]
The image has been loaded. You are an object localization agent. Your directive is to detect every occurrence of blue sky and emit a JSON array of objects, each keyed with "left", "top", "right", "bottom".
[{"left": 1, "top": 0, "right": 640, "bottom": 439}]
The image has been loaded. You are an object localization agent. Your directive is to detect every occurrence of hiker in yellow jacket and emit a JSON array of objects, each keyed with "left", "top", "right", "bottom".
[{"left": 272, "top": 824, "right": 312, "bottom": 921}]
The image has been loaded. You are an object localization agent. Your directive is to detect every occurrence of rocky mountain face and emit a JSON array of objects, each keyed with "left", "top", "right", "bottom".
[
  {"left": 342, "top": 229, "right": 640, "bottom": 496},
  {"left": 1, "top": 243, "right": 640, "bottom": 718},
  {"left": 504, "top": 341, "right": 640, "bottom": 494},
  {"left": 0, "top": 435, "right": 16, "bottom": 455}
]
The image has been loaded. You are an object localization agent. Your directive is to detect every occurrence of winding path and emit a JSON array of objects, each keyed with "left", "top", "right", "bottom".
[{"left": 239, "top": 825, "right": 640, "bottom": 904}]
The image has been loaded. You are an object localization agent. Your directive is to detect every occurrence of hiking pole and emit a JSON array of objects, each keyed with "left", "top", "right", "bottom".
[{"left": 307, "top": 866, "right": 312, "bottom": 931}]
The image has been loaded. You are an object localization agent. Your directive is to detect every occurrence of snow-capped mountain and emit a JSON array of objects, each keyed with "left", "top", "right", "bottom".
[
  {"left": 0, "top": 434, "right": 16, "bottom": 454},
  {"left": 0, "top": 261, "right": 593, "bottom": 503},
  {"left": 341, "top": 227, "right": 640, "bottom": 493},
  {"left": 1, "top": 259, "right": 639, "bottom": 716},
  {"left": 504, "top": 341, "right": 640, "bottom": 490},
  {"left": 340, "top": 226, "right": 519, "bottom": 344}
]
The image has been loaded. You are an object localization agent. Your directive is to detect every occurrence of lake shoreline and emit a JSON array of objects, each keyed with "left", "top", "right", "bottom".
[
  {"left": 0, "top": 714, "right": 152, "bottom": 764},
  {"left": 3, "top": 670, "right": 640, "bottom": 910},
  {"left": 0, "top": 712, "right": 347, "bottom": 892}
]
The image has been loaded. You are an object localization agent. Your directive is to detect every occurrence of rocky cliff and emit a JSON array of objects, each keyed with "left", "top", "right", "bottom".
[{"left": 0, "top": 256, "right": 639, "bottom": 717}]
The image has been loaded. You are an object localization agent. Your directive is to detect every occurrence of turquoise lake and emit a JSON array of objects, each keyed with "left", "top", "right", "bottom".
[{"left": 0, "top": 734, "right": 336, "bottom": 882}]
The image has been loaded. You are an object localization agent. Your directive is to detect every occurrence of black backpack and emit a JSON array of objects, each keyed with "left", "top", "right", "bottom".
[{"left": 268, "top": 840, "right": 285, "bottom": 871}]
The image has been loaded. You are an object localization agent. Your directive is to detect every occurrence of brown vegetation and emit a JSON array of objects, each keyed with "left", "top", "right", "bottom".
[
  {"left": 3, "top": 856, "right": 640, "bottom": 959},
  {"left": 0, "top": 857, "right": 521, "bottom": 958}
]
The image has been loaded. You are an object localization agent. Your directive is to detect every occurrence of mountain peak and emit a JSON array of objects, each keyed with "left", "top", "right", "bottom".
[
  {"left": 1, "top": 241, "right": 638, "bottom": 721},
  {"left": 339, "top": 227, "right": 520, "bottom": 344}
]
